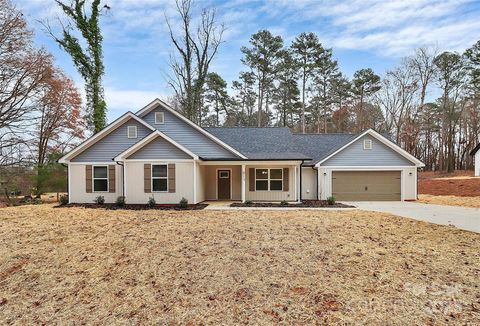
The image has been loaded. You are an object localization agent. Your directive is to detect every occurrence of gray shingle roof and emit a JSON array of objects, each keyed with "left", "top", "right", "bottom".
[
  {"left": 205, "top": 127, "right": 310, "bottom": 160},
  {"left": 292, "top": 133, "right": 358, "bottom": 165},
  {"left": 205, "top": 127, "right": 358, "bottom": 163}
]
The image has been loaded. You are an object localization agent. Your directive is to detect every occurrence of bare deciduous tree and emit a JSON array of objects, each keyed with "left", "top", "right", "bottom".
[
  {"left": 0, "top": 0, "right": 53, "bottom": 166},
  {"left": 165, "top": 0, "right": 224, "bottom": 124}
]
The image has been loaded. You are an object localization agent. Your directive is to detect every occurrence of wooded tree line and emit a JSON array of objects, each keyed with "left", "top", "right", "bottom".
[
  {"left": 1, "top": 0, "right": 479, "bottom": 199},
  {"left": 0, "top": 0, "right": 84, "bottom": 195},
  {"left": 167, "top": 1, "right": 480, "bottom": 172}
]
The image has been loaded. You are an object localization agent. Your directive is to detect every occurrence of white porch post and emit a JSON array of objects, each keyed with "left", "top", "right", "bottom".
[
  {"left": 294, "top": 165, "right": 297, "bottom": 202},
  {"left": 193, "top": 160, "right": 197, "bottom": 204},
  {"left": 241, "top": 164, "right": 246, "bottom": 202}
]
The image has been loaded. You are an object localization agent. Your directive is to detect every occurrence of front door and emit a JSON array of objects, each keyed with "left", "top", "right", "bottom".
[{"left": 217, "top": 170, "right": 231, "bottom": 200}]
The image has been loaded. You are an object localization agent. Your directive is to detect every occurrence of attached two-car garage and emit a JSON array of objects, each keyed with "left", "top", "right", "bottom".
[
  {"left": 313, "top": 130, "right": 424, "bottom": 202},
  {"left": 331, "top": 171, "right": 401, "bottom": 201}
]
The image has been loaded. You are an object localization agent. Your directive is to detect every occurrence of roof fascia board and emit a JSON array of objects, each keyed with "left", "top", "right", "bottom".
[
  {"left": 58, "top": 112, "right": 155, "bottom": 163},
  {"left": 470, "top": 143, "right": 480, "bottom": 156},
  {"left": 136, "top": 98, "right": 248, "bottom": 159},
  {"left": 315, "top": 129, "right": 425, "bottom": 167},
  {"left": 114, "top": 130, "right": 199, "bottom": 161}
]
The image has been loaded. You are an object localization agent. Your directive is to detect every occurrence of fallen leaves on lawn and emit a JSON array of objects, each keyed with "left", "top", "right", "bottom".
[
  {"left": 418, "top": 194, "right": 480, "bottom": 208},
  {"left": 0, "top": 204, "right": 479, "bottom": 324}
]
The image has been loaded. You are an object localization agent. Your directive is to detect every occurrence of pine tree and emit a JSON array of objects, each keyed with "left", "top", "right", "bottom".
[
  {"left": 241, "top": 30, "right": 283, "bottom": 127},
  {"left": 291, "top": 32, "right": 324, "bottom": 133}
]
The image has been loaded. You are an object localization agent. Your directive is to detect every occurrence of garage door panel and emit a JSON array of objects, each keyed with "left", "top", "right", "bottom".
[{"left": 332, "top": 171, "right": 401, "bottom": 201}]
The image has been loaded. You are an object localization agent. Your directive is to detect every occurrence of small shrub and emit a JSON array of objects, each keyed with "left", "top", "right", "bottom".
[
  {"left": 147, "top": 196, "right": 156, "bottom": 208},
  {"left": 59, "top": 195, "right": 69, "bottom": 205},
  {"left": 280, "top": 200, "right": 289, "bottom": 206},
  {"left": 116, "top": 196, "right": 126, "bottom": 207},
  {"left": 33, "top": 198, "right": 43, "bottom": 205},
  {"left": 94, "top": 195, "right": 105, "bottom": 205},
  {"left": 244, "top": 200, "right": 253, "bottom": 206},
  {"left": 327, "top": 196, "right": 336, "bottom": 205},
  {"left": 178, "top": 197, "right": 188, "bottom": 208}
]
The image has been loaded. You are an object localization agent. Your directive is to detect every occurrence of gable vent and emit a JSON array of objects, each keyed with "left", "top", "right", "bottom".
[
  {"left": 127, "top": 126, "right": 137, "bottom": 138},
  {"left": 364, "top": 139, "right": 372, "bottom": 150}
]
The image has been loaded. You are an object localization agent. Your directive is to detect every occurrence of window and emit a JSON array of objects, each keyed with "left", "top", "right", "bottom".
[
  {"left": 93, "top": 166, "right": 108, "bottom": 192},
  {"left": 155, "top": 112, "right": 164, "bottom": 124},
  {"left": 364, "top": 139, "right": 373, "bottom": 150},
  {"left": 269, "top": 168, "right": 283, "bottom": 190},
  {"left": 127, "top": 125, "right": 137, "bottom": 138},
  {"left": 255, "top": 168, "right": 283, "bottom": 191},
  {"left": 152, "top": 164, "right": 168, "bottom": 192},
  {"left": 219, "top": 171, "right": 230, "bottom": 178}
]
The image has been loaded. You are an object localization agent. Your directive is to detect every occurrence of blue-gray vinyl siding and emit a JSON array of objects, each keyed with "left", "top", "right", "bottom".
[
  {"left": 142, "top": 108, "right": 239, "bottom": 159},
  {"left": 71, "top": 118, "right": 152, "bottom": 162},
  {"left": 322, "top": 135, "right": 415, "bottom": 166},
  {"left": 127, "top": 136, "right": 193, "bottom": 159}
]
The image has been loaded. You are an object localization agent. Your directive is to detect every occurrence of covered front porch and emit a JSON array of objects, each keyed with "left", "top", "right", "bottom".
[{"left": 195, "top": 160, "right": 303, "bottom": 203}]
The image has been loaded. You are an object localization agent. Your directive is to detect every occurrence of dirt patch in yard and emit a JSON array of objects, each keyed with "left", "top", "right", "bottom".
[
  {"left": 418, "top": 194, "right": 480, "bottom": 208},
  {"left": 419, "top": 171, "right": 480, "bottom": 196},
  {"left": 0, "top": 205, "right": 479, "bottom": 324}
]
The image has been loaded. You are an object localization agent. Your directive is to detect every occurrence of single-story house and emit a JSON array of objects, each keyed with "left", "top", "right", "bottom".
[
  {"left": 471, "top": 143, "right": 480, "bottom": 176},
  {"left": 59, "top": 99, "right": 425, "bottom": 204}
]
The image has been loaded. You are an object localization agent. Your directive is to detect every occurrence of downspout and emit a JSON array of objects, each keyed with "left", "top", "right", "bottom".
[{"left": 115, "top": 161, "right": 125, "bottom": 198}]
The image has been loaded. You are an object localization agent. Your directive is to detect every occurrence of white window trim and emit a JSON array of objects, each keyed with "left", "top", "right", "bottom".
[
  {"left": 364, "top": 139, "right": 372, "bottom": 150},
  {"left": 254, "top": 168, "right": 283, "bottom": 191},
  {"left": 127, "top": 125, "right": 137, "bottom": 138},
  {"left": 151, "top": 163, "right": 168, "bottom": 192},
  {"left": 155, "top": 112, "right": 165, "bottom": 124},
  {"left": 92, "top": 165, "right": 109, "bottom": 193}
]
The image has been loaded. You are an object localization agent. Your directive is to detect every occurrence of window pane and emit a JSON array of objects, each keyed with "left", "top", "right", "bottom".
[
  {"left": 94, "top": 179, "right": 108, "bottom": 192},
  {"left": 270, "top": 169, "right": 282, "bottom": 179},
  {"left": 127, "top": 126, "right": 137, "bottom": 138},
  {"left": 155, "top": 112, "right": 164, "bottom": 123},
  {"left": 256, "top": 180, "right": 268, "bottom": 191},
  {"left": 93, "top": 166, "right": 107, "bottom": 178},
  {"left": 256, "top": 169, "right": 268, "bottom": 179},
  {"left": 153, "top": 178, "right": 168, "bottom": 191},
  {"left": 270, "top": 180, "right": 283, "bottom": 191},
  {"left": 152, "top": 165, "right": 167, "bottom": 178}
]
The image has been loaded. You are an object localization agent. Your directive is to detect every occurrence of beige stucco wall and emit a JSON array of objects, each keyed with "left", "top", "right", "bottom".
[
  {"left": 301, "top": 167, "right": 317, "bottom": 200},
  {"left": 124, "top": 161, "right": 194, "bottom": 204},
  {"left": 196, "top": 163, "right": 206, "bottom": 203},
  {"left": 245, "top": 165, "right": 297, "bottom": 202},
  {"left": 204, "top": 165, "right": 241, "bottom": 200},
  {"left": 475, "top": 151, "right": 480, "bottom": 177},
  {"left": 69, "top": 164, "right": 123, "bottom": 203},
  {"left": 403, "top": 167, "right": 417, "bottom": 200},
  {"left": 317, "top": 167, "right": 418, "bottom": 201}
]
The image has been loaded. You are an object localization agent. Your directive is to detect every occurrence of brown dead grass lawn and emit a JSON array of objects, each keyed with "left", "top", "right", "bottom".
[
  {"left": 418, "top": 194, "right": 480, "bottom": 208},
  {"left": 0, "top": 205, "right": 479, "bottom": 325}
]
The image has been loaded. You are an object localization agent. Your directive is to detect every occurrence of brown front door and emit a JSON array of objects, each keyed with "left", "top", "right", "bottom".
[{"left": 217, "top": 170, "right": 231, "bottom": 200}]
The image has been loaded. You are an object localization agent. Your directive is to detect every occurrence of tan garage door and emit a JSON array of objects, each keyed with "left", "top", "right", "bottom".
[{"left": 332, "top": 171, "right": 401, "bottom": 201}]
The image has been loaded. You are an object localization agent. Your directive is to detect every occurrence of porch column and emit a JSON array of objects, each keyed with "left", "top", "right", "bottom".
[
  {"left": 294, "top": 165, "right": 298, "bottom": 202},
  {"left": 298, "top": 163, "right": 302, "bottom": 202},
  {"left": 241, "top": 164, "right": 246, "bottom": 202}
]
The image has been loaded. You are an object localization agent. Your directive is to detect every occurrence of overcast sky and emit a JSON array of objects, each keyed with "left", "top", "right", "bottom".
[{"left": 15, "top": 0, "right": 480, "bottom": 121}]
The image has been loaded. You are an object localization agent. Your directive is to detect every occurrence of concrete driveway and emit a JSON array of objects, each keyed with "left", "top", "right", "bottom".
[{"left": 350, "top": 201, "right": 480, "bottom": 233}]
